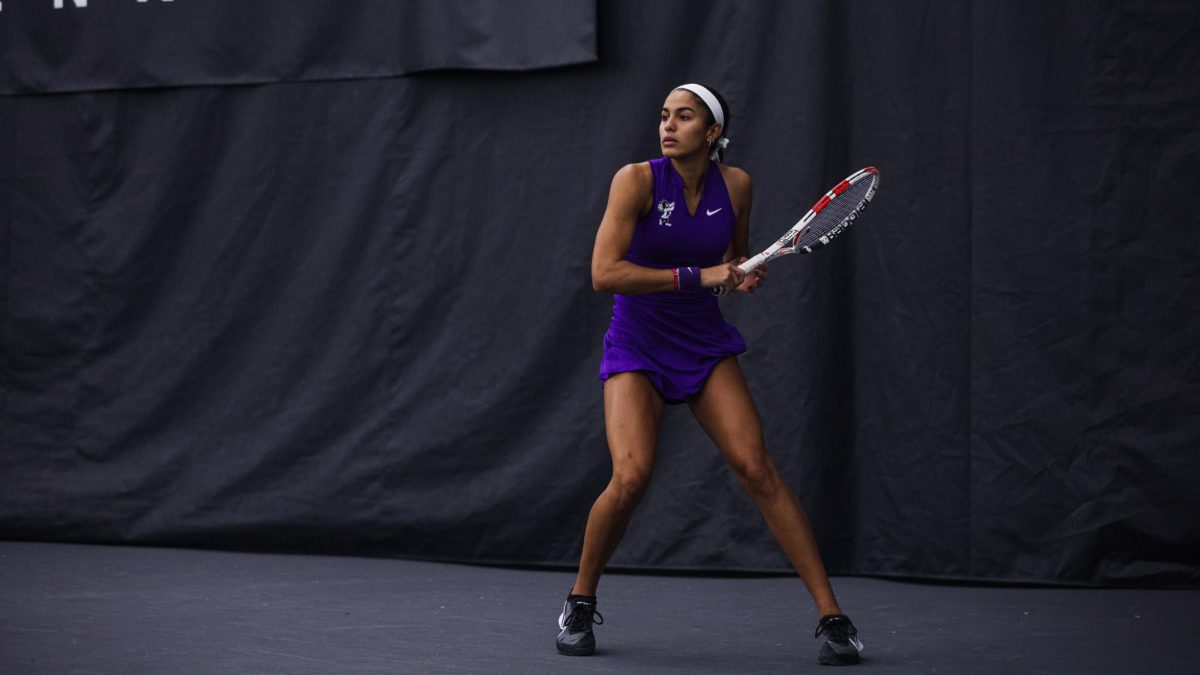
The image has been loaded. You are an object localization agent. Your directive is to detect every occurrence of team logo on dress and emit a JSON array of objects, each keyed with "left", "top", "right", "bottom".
[{"left": 657, "top": 199, "right": 675, "bottom": 227}]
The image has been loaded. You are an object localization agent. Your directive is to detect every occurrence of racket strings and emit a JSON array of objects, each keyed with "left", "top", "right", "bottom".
[{"left": 795, "top": 178, "right": 875, "bottom": 249}]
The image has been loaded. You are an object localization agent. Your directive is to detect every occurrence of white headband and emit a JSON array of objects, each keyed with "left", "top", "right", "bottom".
[{"left": 674, "top": 83, "right": 725, "bottom": 127}]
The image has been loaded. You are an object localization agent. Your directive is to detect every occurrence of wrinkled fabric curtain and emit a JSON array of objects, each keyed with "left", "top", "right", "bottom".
[{"left": 2, "top": 1, "right": 1197, "bottom": 586}]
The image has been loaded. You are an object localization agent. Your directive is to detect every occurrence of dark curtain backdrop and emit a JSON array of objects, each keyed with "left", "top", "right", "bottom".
[
  {"left": 0, "top": 0, "right": 597, "bottom": 94},
  {"left": 2, "top": 1, "right": 1198, "bottom": 586}
]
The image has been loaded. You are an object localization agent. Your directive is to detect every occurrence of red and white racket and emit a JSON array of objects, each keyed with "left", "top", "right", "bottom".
[{"left": 715, "top": 166, "right": 880, "bottom": 296}]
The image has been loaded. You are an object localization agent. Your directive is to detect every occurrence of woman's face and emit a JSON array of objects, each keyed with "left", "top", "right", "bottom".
[{"left": 660, "top": 90, "right": 719, "bottom": 159}]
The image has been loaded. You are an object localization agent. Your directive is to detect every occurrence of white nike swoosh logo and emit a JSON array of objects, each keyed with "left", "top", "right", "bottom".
[{"left": 706, "top": 208, "right": 723, "bottom": 216}]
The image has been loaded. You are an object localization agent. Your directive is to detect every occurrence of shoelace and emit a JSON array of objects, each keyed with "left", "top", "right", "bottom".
[
  {"left": 564, "top": 603, "right": 604, "bottom": 631},
  {"left": 814, "top": 615, "right": 856, "bottom": 642}
]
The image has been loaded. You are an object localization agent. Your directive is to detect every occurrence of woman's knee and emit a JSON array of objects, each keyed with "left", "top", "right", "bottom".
[
  {"left": 607, "top": 469, "right": 652, "bottom": 508},
  {"left": 732, "top": 454, "right": 781, "bottom": 500}
]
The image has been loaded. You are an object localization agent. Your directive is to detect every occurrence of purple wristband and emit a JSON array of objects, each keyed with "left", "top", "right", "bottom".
[{"left": 678, "top": 266, "right": 701, "bottom": 291}]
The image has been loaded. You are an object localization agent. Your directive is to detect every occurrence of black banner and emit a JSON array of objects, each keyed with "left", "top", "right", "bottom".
[{"left": 0, "top": 0, "right": 597, "bottom": 95}]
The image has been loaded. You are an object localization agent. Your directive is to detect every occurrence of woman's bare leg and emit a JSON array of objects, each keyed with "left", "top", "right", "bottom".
[
  {"left": 571, "top": 372, "right": 664, "bottom": 596},
  {"left": 688, "top": 357, "right": 843, "bottom": 616}
]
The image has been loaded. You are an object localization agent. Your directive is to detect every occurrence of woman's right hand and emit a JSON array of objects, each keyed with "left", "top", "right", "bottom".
[{"left": 702, "top": 263, "right": 746, "bottom": 295}]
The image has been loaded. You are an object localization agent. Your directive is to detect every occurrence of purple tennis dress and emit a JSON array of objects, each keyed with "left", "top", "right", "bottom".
[{"left": 598, "top": 157, "right": 747, "bottom": 403}]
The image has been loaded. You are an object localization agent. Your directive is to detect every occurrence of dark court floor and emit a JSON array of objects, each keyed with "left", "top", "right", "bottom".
[{"left": 1, "top": 541, "right": 1195, "bottom": 674}]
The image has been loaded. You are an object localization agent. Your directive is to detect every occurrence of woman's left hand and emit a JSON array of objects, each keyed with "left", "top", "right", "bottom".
[{"left": 735, "top": 258, "right": 766, "bottom": 293}]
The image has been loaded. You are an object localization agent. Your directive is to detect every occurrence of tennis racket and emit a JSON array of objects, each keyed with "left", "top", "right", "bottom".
[{"left": 714, "top": 166, "right": 880, "bottom": 296}]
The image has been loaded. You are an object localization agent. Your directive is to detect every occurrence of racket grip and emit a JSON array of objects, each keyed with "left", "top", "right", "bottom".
[{"left": 711, "top": 256, "right": 766, "bottom": 296}]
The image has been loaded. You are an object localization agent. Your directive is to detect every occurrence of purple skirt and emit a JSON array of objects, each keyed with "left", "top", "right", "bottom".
[{"left": 599, "top": 290, "right": 746, "bottom": 403}]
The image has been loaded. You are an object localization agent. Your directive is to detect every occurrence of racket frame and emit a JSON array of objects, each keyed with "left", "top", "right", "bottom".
[{"left": 715, "top": 166, "right": 879, "bottom": 296}]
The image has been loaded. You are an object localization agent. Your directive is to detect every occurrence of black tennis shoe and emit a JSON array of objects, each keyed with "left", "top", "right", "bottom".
[
  {"left": 556, "top": 594, "right": 603, "bottom": 656},
  {"left": 815, "top": 614, "right": 863, "bottom": 665}
]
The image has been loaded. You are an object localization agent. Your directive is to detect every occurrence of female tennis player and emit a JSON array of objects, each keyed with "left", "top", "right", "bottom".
[{"left": 556, "top": 84, "right": 863, "bottom": 666}]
